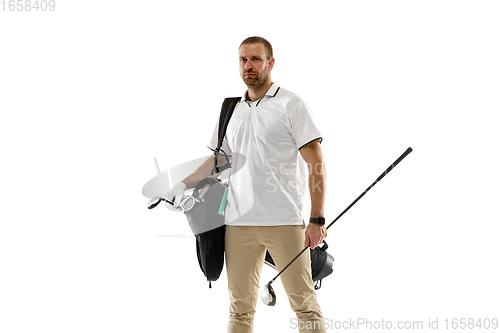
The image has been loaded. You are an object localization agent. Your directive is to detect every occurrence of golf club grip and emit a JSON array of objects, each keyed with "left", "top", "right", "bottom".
[{"left": 326, "top": 147, "right": 412, "bottom": 230}]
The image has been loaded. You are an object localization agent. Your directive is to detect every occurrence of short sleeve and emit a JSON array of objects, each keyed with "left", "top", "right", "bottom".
[
  {"left": 287, "top": 100, "right": 323, "bottom": 150},
  {"left": 208, "top": 119, "right": 232, "bottom": 154}
]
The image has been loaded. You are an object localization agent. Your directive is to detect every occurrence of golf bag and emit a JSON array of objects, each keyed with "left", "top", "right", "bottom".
[{"left": 184, "top": 97, "right": 241, "bottom": 288}]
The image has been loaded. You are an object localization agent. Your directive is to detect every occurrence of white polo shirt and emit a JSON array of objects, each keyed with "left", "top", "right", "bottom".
[{"left": 209, "top": 83, "right": 322, "bottom": 226}]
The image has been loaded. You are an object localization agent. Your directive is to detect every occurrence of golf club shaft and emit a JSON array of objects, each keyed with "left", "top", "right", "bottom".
[
  {"left": 271, "top": 247, "right": 309, "bottom": 283},
  {"left": 158, "top": 197, "right": 175, "bottom": 206},
  {"left": 325, "top": 146, "right": 413, "bottom": 230},
  {"left": 270, "top": 147, "right": 413, "bottom": 283}
]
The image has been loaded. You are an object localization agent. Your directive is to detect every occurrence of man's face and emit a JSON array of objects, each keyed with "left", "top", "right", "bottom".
[{"left": 238, "top": 43, "right": 274, "bottom": 88}]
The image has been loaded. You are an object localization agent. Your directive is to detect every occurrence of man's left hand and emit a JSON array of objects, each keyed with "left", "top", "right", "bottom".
[{"left": 304, "top": 222, "right": 327, "bottom": 249}]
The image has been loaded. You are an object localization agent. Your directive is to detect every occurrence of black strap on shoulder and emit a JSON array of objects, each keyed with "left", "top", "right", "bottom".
[
  {"left": 217, "top": 97, "right": 241, "bottom": 148},
  {"left": 212, "top": 97, "right": 241, "bottom": 176}
]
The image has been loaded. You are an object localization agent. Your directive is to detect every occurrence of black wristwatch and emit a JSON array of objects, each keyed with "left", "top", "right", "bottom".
[{"left": 309, "top": 217, "right": 326, "bottom": 226}]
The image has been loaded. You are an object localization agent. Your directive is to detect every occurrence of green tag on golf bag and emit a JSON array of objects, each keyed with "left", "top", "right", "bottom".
[{"left": 218, "top": 188, "right": 228, "bottom": 216}]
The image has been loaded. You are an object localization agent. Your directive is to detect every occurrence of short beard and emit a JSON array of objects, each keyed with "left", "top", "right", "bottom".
[{"left": 243, "top": 72, "right": 268, "bottom": 89}]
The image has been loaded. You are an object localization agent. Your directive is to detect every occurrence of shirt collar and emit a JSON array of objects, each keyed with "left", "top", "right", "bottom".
[{"left": 242, "top": 82, "right": 280, "bottom": 102}]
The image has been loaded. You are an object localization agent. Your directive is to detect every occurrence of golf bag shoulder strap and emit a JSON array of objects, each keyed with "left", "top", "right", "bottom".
[
  {"left": 217, "top": 97, "right": 241, "bottom": 149},
  {"left": 213, "top": 97, "right": 241, "bottom": 175}
]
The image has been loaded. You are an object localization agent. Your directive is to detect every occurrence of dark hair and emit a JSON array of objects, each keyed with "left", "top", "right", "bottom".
[{"left": 239, "top": 36, "right": 273, "bottom": 60}]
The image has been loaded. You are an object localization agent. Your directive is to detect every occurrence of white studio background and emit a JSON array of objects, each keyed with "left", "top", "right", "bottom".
[{"left": 1, "top": 1, "right": 499, "bottom": 332}]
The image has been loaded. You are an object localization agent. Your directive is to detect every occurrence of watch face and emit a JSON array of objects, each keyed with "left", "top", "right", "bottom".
[{"left": 310, "top": 217, "right": 325, "bottom": 225}]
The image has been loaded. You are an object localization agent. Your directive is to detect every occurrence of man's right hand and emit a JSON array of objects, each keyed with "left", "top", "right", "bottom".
[{"left": 165, "top": 182, "right": 186, "bottom": 212}]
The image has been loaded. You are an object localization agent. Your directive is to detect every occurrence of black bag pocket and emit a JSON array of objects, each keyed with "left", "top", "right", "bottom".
[{"left": 195, "top": 225, "right": 226, "bottom": 286}]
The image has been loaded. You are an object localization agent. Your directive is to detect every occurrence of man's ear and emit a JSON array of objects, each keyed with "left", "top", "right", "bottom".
[{"left": 268, "top": 57, "right": 275, "bottom": 71}]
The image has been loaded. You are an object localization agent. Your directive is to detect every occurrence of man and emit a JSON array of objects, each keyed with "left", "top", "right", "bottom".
[{"left": 166, "top": 36, "right": 327, "bottom": 333}]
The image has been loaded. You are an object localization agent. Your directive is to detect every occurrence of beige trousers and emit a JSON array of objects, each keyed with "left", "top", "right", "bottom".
[{"left": 225, "top": 224, "right": 327, "bottom": 333}]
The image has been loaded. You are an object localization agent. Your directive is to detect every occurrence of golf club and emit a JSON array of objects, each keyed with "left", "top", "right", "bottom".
[
  {"left": 260, "top": 147, "right": 413, "bottom": 306},
  {"left": 147, "top": 195, "right": 201, "bottom": 212},
  {"left": 147, "top": 196, "right": 174, "bottom": 209}
]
